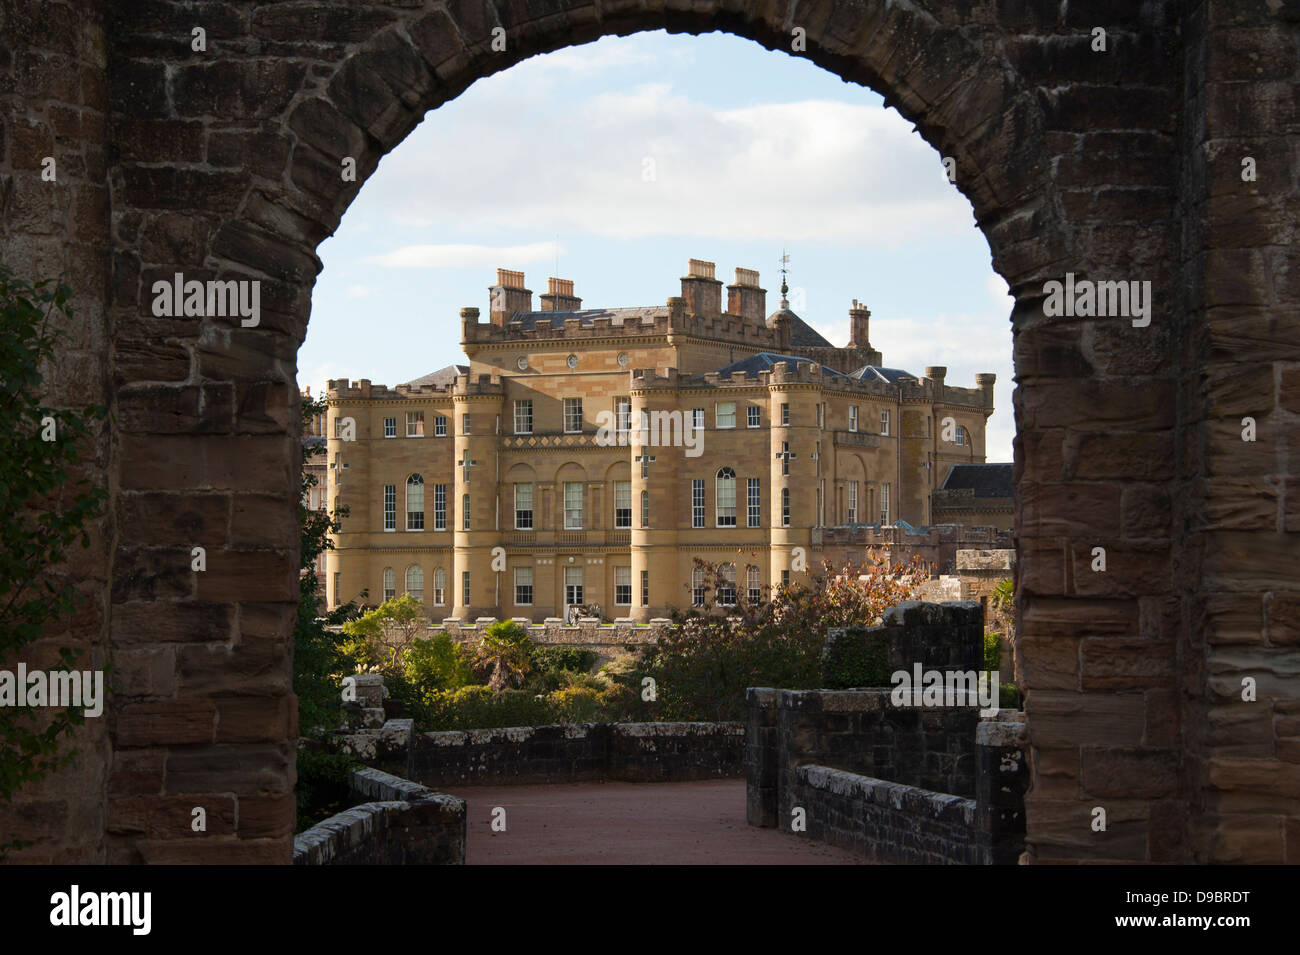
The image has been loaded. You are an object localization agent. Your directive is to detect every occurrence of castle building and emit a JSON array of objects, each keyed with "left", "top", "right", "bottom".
[{"left": 322, "top": 260, "right": 997, "bottom": 622}]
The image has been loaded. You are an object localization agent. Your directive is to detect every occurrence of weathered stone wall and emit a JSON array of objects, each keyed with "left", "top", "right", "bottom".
[
  {"left": 408, "top": 721, "right": 744, "bottom": 788},
  {"left": 292, "top": 766, "right": 465, "bottom": 865},
  {"left": 822, "top": 600, "right": 985, "bottom": 689},
  {"left": 1, "top": 0, "right": 1294, "bottom": 864},
  {"left": 747, "top": 688, "right": 1028, "bottom": 863}
]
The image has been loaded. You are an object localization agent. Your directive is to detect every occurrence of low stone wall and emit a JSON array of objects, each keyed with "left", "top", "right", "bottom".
[
  {"left": 747, "top": 686, "right": 1028, "bottom": 865},
  {"left": 408, "top": 721, "right": 744, "bottom": 787},
  {"left": 795, "top": 765, "right": 980, "bottom": 864},
  {"left": 293, "top": 767, "right": 466, "bottom": 865},
  {"left": 439, "top": 616, "right": 671, "bottom": 662}
]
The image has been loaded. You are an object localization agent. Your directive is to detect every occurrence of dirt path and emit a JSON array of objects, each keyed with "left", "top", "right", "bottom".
[{"left": 442, "top": 778, "right": 870, "bottom": 865}]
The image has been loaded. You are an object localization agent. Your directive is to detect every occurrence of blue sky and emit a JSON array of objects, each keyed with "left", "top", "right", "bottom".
[{"left": 299, "top": 30, "right": 1015, "bottom": 461}]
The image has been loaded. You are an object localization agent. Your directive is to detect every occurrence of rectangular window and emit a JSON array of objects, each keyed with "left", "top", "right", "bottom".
[
  {"left": 747, "top": 405, "right": 761, "bottom": 428},
  {"left": 564, "top": 566, "right": 583, "bottom": 609},
  {"left": 782, "top": 570, "right": 790, "bottom": 588},
  {"left": 434, "top": 415, "right": 447, "bottom": 437},
  {"left": 848, "top": 480, "right": 858, "bottom": 523},
  {"left": 692, "top": 479, "right": 705, "bottom": 528},
  {"left": 747, "top": 566, "right": 761, "bottom": 605},
  {"left": 692, "top": 408, "right": 704, "bottom": 431},
  {"left": 880, "top": 482, "right": 890, "bottom": 523},
  {"left": 384, "top": 416, "right": 397, "bottom": 438},
  {"left": 615, "top": 566, "right": 632, "bottom": 606},
  {"left": 641, "top": 490, "right": 649, "bottom": 528},
  {"left": 718, "top": 565, "right": 737, "bottom": 606},
  {"left": 434, "top": 484, "right": 446, "bottom": 530},
  {"left": 515, "top": 567, "right": 533, "bottom": 606},
  {"left": 782, "top": 487, "right": 790, "bottom": 527},
  {"left": 462, "top": 493, "right": 471, "bottom": 531},
  {"left": 781, "top": 441, "right": 791, "bottom": 476},
  {"left": 383, "top": 484, "right": 396, "bottom": 531},
  {"left": 818, "top": 403, "right": 824, "bottom": 429},
  {"left": 616, "top": 398, "right": 631, "bottom": 436},
  {"left": 563, "top": 397, "right": 583, "bottom": 433},
  {"left": 641, "top": 570, "right": 649, "bottom": 607},
  {"left": 716, "top": 401, "right": 736, "bottom": 429},
  {"left": 514, "top": 400, "right": 533, "bottom": 435},
  {"left": 462, "top": 571, "right": 471, "bottom": 607},
  {"left": 880, "top": 409, "right": 890, "bottom": 436},
  {"left": 564, "top": 482, "right": 583, "bottom": 529},
  {"left": 747, "top": 478, "right": 761, "bottom": 528},
  {"left": 462, "top": 413, "right": 471, "bottom": 435},
  {"left": 333, "top": 572, "right": 340, "bottom": 606},
  {"left": 717, "top": 475, "right": 736, "bottom": 527},
  {"left": 406, "top": 411, "right": 424, "bottom": 436},
  {"left": 849, "top": 405, "right": 858, "bottom": 432},
  {"left": 614, "top": 481, "right": 632, "bottom": 529},
  {"left": 781, "top": 403, "right": 789, "bottom": 426},
  {"left": 382, "top": 570, "right": 396, "bottom": 602},
  {"left": 434, "top": 569, "right": 445, "bottom": 606},
  {"left": 406, "top": 478, "right": 424, "bottom": 530},
  {"left": 515, "top": 483, "right": 533, "bottom": 530}
]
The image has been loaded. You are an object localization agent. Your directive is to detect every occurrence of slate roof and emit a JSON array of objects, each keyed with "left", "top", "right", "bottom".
[
  {"left": 714, "top": 352, "right": 851, "bottom": 379},
  {"left": 848, "top": 365, "right": 920, "bottom": 384},
  {"left": 403, "top": 364, "right": 468, "bottom": 388},
  {"left": 940, "top": 463, "right": 1014, "bottom": 499}
]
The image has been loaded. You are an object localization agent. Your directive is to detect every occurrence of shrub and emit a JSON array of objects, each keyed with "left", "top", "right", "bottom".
[
  {"left": 295, "top": 744, "right": 359, "bottom": 833},
  {"left": 549, "top": 685, "right": 604, "bottom": 723},
  {"left": 984, "top": 631, "right": 1002, "bottom": 675},
  {"left": 404, "top": 632, "right": 472, "bottom": 692},
  {"left": 531, "top": 646, "right": 596, "bottom": 674},
  {"left": 642, "top": 556, "right": 927, "bottom": 721}
]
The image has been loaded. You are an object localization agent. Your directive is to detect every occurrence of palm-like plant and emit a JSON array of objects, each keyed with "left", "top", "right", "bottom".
[{"left": 472, "top": 621, "right": 534, "bottom": 691}]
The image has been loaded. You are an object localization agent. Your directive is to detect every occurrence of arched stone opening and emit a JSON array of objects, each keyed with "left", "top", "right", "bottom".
[{"left": 8, "top": 0, "right": 1290, "bottom": 866}]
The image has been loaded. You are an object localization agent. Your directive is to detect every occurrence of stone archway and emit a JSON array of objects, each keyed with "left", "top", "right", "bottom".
[{"left": 2, "top": 0, "right": 1294, "bottom": 864}]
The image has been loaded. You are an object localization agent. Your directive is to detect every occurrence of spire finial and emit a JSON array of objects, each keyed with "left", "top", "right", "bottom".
[{"left": 779, "top": 249, "right": 790, "bottom": 309}]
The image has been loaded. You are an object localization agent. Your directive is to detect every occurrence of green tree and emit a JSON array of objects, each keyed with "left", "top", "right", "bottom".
[
  {"left": 293, "top": 394, "right": 365, "bottom": 828},
  {"left": 0, "top": 268, "right": 107, "bottom": 821},
  {"left": 341, "top": 593, "right": 428, "bottom": 672}
]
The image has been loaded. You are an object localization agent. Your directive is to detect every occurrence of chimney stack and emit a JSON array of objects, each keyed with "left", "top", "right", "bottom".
[
  {"left": 727, "top": 267, "right": 766, "bottom": 323},
  {"left": 540, "top": 276, "right": 582, "bottom": 312},
  {"left": 489, "top": 268, "right": 532, "bottom": 326},
  {"left": 849, "top": 299, "right": 872, "bottom": 348},
  {"left": 680, "top": 258, "right": 722, "bottom": 317}
]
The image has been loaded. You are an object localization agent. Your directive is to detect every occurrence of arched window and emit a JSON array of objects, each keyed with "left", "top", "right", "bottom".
[
  {"left": 405, "top": 564, "right": 424, "bottom": 601},
  {"left": 433, "top": 567, "right": 446, "bottom": 606},
  {"left": 716, "top": 467, "right": 736, "bottom": 527},
  {"left": 717, "top": 562, "right": 737, "bottom": 606},
  {"left": 746, "top": 565, "right": 761, "bottom": 605},
  {"left": 955, "top": 426, "right": 968, "bottom": 446},
  {"left": 406, "top": 473, "right": 424, "bottom": 530},
  {"left": 382, "top": 567, "right": 395, "bottom": 601},
  {"left": 691, "top": 566, "right": 706, "bottom": 606}
]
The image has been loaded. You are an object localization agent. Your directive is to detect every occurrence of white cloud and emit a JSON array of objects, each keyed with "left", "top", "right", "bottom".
[
  {"left": 354, "top": 82, "right": 971, "bottom": 245},
  {"left": 362, "top": 242, "right": 562, "bottom": 268}
]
